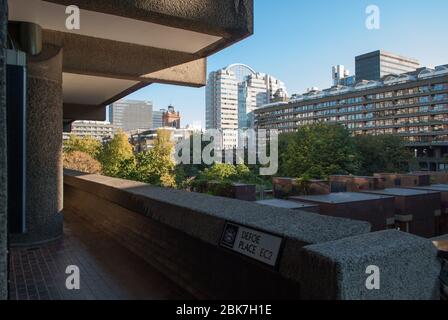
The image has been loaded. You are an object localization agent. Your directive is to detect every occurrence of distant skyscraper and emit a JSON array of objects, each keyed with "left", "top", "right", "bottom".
[
  {"left": 152, "top": 109, "right": 164, "bottom": 129},
  {"left": 238, "top": 72, "right": 287, "bottom": 128},
  {"left": 355, "top": 50, "right": 420, "bottom": 81},
  {"left": 206, "top": 67, "right": 239, "bottom": 149},
  {"left": 206, "top": 64, "right": 287, "bottom": 148},
  {"left": 332, "top": 65, "right": 356, "bottom": 87},
  {"left": 109, "top": 100, "right": 153, "bottom": 132},
  {"left": 332, "top": 65, "right": 350, "bottom": 86}
]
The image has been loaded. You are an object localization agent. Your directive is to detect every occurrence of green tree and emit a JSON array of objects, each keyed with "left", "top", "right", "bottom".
[
  {"left": 278, "top": 123, "right": 360, "bottom": 179},
  {"left": 98, "top": 130, "right": 135, "bottom": 177},
  {"left": 134, "top": 129, "right": 177, "bottom": 188},
  {"left": 354, "top": 134, "right": 412, "bottom": 175},
  {"left": 63, "top": 134, "right": 102, "bottom": 159},
  {"left": 63, "top": 151, "right": 102, "bottom": 174}
]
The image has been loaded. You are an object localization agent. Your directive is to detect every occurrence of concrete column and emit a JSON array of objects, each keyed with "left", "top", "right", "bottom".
[
  {"left": 0, "top": 0, "right": 8, "bottom": 300},
  {"left": 10, "top": 45, "right": 63, "bottom": 245}
]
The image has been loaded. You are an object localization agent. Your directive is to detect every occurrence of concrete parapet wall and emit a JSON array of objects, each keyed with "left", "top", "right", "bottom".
[
  {"left": 299, "top": 230, "right": 441, "bottom": 300},
  {"left": 63, "top": 170, "right": 440, "bottom": 300}
]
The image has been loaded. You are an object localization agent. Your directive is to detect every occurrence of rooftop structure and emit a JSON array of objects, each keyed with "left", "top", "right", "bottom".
[{"left": 356, "top": 50, "right": 420, "bottom": 81}]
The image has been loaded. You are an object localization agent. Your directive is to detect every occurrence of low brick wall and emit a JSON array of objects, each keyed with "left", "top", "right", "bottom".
[
  {"left": 330, "top": 175, "right": 384, "bottom": 192},
  {"left": 63, "top": 170, "right": 441, "bottom": 300}
]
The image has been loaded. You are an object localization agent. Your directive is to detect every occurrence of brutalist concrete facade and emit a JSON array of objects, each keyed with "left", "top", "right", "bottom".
[
  {"left": 0, "top": 0, "right": 7, "bottom": 301},
  {"left": 9, "top": 46, "right": 64, "bottom": 245}
]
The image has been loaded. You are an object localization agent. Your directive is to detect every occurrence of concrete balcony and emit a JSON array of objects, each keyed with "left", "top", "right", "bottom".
[{"left": 7, "top": 170, "right": 442, "bottom": 300}]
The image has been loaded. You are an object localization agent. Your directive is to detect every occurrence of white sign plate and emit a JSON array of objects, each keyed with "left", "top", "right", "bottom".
[{"left": 220, "top": 222, "right": 283, "bottom": 267}]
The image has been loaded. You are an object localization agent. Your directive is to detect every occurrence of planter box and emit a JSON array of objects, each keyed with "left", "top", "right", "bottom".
[
  {"left": 413, "top": 184, "right": 448, "bottom": 236},
  {"left": 414, "top": 171, "right": 448, "bottom": 184},
  {"left": 272, "top": 177, "right": 330, "bottom": 198},
  {"left": 330, "top": 175, "right": 384, "bottom": 192},
  {"left": 289, "top": 192, "right": 395, "bottom": 231},
  {"left": 256, "top": 199, "right": 320, "bottom": 213},
  {"left": 363, "top": 188, "right": 441, "bottom": 238},
  {"left": 231, "top": 183, "right": 257, "bottom": 201}
]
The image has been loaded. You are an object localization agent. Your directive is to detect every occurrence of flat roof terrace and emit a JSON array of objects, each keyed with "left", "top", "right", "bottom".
[
  {"left": 256, "top": 199, "right": 319, "bottom": 212},
  {"left": 290, "top": 192, "right": 393, "bottom": 204},
  {"left": 363, "top": 188, "right": 440, "bottom": 197}
]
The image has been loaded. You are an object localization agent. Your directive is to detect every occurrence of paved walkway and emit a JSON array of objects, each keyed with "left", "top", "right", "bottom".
[{"left": 9, "top": 211, "right": 192, "bottom": 300}]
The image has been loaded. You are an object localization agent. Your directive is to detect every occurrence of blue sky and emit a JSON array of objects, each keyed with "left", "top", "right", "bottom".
[{"left": 125, "top": 0, "right": 448, "bottom": 127}]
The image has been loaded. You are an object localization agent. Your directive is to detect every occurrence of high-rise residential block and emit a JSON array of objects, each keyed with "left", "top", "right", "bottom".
[{"left": 206, "top": 64, "right": 286, "bottom": 149}]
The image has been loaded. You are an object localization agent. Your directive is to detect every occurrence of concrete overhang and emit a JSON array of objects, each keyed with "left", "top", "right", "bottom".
[{"left": 8, "top": 0, "right": 253, "bottom": 120}]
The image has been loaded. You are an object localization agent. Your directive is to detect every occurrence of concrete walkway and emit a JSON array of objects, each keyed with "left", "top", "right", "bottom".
[{"left": 9, "top": 211, "right": 192, "bottom": 300}]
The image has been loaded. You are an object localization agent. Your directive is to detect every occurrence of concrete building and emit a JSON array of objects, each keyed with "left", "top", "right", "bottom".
[
  {"left": 130, "top": 127, "right": 193, "bottom": 153},
  {"left": 152, "top": 109, "right": 164, "bottom": 129},
  {"left": 0, "top": 0, "right": 254, "bottom": 300},
  {"left": 63, "top": 121, "right": 116, "bottom": 141},
  {"left": 206, "top": 66, "right": 239, "bottom": 149},
  {"left": 110, "top": 100, "right": 153, "bottom": 132},
  {"left": 356, "top": 50, "right": 420, "bottom": 81},
  {"left": 162, "top": 105, "right": 181, "bottom": 129},
  {"left": 255, "top": 65, "right": 448, "bottom": 171},
  {"left": 238, "top": 71, "right": 287, "bottom": 129},
  {"left": 206, "top": 63, "right": 286, "bottom": 148}
]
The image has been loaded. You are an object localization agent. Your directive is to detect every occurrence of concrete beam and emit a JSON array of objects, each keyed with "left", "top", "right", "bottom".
[
  {"left": 44, "top": 0, "right": 254, "bottom": 40},
  {"left": 0, "top": 0, "right": 8, "bottom": 301},
  {"left": 142, "top": 58, "right": 206, "bottom": 87},
  {"left": 43, "top": 30, "right": 201, "bottom": 83},
  {"left": 63, "top": 103, "right": 106, "bottom": 122},
  {"left": 298, "top": 230, "right": 441, "bottom": 300}
]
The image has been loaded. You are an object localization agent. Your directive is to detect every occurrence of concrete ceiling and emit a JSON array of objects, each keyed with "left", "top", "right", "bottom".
[
  {"left": 8, "top": 0, "right": 222, "bottom": 54},
  {"left": 62, "top": 73, "right": 140, "bottom": 106}
]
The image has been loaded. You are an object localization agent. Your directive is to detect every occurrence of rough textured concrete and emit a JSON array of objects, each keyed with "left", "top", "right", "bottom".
[
  {"left": 299, "top": 230, "right": 441, "bottom": 300},
  {"left": 10, "top": 45, "right": 64, "bottom": 245},
  {"left": 63, "top": 171, "right": 371, "bottom": 246},
  {"left": 43, "top": 30, "right": 198, "bottom": 82},
  {"left": 0, "top": 0, "right": 8, "bottom": 301},
  {"left": 45, "top": 0, "right": 254, "bottom": 39}
]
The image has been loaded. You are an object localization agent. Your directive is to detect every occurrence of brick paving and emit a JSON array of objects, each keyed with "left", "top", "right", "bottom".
[{"left": 8, "top": 210, "right": 192, "bottom": 300}]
